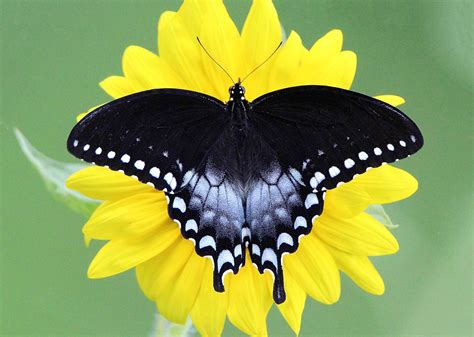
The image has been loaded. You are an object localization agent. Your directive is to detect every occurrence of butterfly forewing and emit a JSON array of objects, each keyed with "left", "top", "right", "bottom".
[
  {"left": 250, "top": 85, "right": 423, "bottom": 192},
  {"left": 67, "top": 89, "right": 228, "bottom": 192}
]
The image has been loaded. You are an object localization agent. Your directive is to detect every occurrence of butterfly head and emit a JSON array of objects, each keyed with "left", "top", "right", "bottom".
[{"left": 228, "top": 81, "right": 246, "bottom": 102}]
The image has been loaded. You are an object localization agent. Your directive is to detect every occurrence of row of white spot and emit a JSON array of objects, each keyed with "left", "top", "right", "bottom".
[
  {"left": 73, "top": 140, "right": 178, "bottom": 191},
  {"left": 178, "top": 213, "right": 295, "bottom": 274},
  {"left": 309, "top": 138, "right": 414, "bottom": 190}
]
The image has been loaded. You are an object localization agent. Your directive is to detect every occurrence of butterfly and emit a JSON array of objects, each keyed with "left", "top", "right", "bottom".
[{"left": 67, "top": 42, "right": 423, "bottom": 304}]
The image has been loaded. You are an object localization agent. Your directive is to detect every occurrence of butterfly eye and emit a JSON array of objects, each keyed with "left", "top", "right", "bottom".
[{"left": 228, "top": 86, "right": 235, "bottom": 94}]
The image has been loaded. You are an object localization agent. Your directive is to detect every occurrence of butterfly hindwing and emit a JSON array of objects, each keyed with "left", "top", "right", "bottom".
[
  {"left": 246, "top": 166, "right": 325, "bottom": 303},
  {"left": 165, "top": 128, "right": 247, "bottom": 291},
  {"left": 241, "top": 131, "right": 325, "bottom": 303},
  {"left": 250, "top": 85, "right": 423, "bottom": 191}
]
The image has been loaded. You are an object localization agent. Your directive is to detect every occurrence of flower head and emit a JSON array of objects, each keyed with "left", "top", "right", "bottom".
[{"left": 67, "top": 0, "right": 418, "bottom": 335}]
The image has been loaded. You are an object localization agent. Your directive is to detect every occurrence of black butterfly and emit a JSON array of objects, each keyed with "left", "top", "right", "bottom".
[{"left": 67, "top": 78, "right": 423, "bottom": 304}]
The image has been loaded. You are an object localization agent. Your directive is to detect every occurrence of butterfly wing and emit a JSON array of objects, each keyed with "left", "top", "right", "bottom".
[
  {"left": 67, "top": 89, "right": 245, "bottom": 292},
  {"left": 243, "top": 132, "right": 325, "bottom": 303},
  {"left": 67, "top": 89, "right": 229, "bottom": 192},
  {"left": 246, "top": 85, "right": 423, "bottom": 303},
  {"left": 250, "top": 85, "right": 423, "bottom": 191},
  {"left": 165, "top": 126, "right": 247, "bottom": 292}
]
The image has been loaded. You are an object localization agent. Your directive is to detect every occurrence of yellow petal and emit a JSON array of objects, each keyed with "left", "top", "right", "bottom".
[
  {"left": 374, "top": 95, "right": 405, "bottom": 107},
  {"left": 99, "top": 75, "right": 136, "bottom": 99},
  {"left": 285, "top": 235, "right": 340, "bottom": 304},
  {"left": 198, "top": 9, "right": 242, "bottom": 101},
  {"left": 83, "top": 192, "right": 167, "bottom": 240},
  {"left": 309, "top": 29, "right": 343, "bottom": 63},
  {"left": 191, "top": 260, "right": 229, "bottom": 337},
  {"left": 324, "top": 182, "right": 372, "bottom": 219},
  {"left": 326, "top": 246, "right": 385, "bottom": 295},
  {"left": 314, "top": 50, "right": 357, "bottom": 89},
  {"left": 267, "top": 31, "right": 308, "bottom": 92},
  {"left": 136, "top": 236, "right": 192, "bottom": 301},
  {"left": 350, "top": 165, "right": 419, "bottom": 204},
  {"left": 66, "top": 166, "right": 153, "bottom": 201},
  {"left": 325, "top": 165, "right": 418, "bottom": 218},
  {"left": 87, "top": 221, "right": 180, "bottom": 278},
  {"left": 297, "top": 29, "right": 343, "bottom": 85},
  {"left": 315, "top": 212, "right": 399, "bottom": 256},
  {"left": 122, "top": 45, "right": 184, "bottom": 91},
  {"left": 272, "top": 266, "right": 306, "bottom": 335},
  {"left": 158, "top": 1, "right": 223, "bottom": 97},
  {"left": 172, "top": 0, "right": 221, "bottom": 36},
  {"left": 227, "top": 255, "right": 273, "bottom": 336},
  {"left": 156, "top": 10, "right": 175, "bottom": 35},
  {"left": 241, "top": 0, "right": 282, "bottom": 100},
  {"left": 241, "top": 0, "right": 281, "bottom": 68},
  {"left": 155, "top": 242, "right": 207, "bottom": 323}
]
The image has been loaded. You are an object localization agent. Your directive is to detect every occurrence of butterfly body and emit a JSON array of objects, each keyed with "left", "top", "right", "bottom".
[
  {"left": 68, "top": 84, "right": 423, "bottom": 304},
  {"left": 228, "top": 83, "right": 251, "bottom": 132}
]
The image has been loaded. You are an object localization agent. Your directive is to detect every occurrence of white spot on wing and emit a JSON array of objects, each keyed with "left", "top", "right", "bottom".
[
  {"left": 304, "top": 193, "right": 319, "bottom": 209},
  {"left": 149, "top": 167, "right": 160, "bottom": 178},
  {"left": 121, "top": 154, "right": 130, "bottom": 163},
  {"left": 83, "top": 144, "right": 90, "bottom": 151},
  {"left": 73, "top": 140, "right": 78, "bottom": 147},
  {"left": 315, "top": 171, "right": 325, "bottom": 183},
  {"left": 95, "top": 147, "right": 102, "bottom": 155},
  {"left": 164, "top": 172, "right": 174, "bottom": 187},
  {"left": 294, "top": 216, "right": 307, "bottom": 229},
  {"left": 199, "top": 235, "right": 216, "bottom": 250},
  {"left": 252, "top": 244, "right": 261, "bottom": 256},
  {"left": 217, "top": 250, "right": 234, "bottom": 270},
  {"left": 134, "top": 160, "right": 145, "bottom": 170},
  {"left": 170, "top": 177, "right": 177, "bottom": 190},
  {"left": 329, "top": 166, "right": 340, "bottom": 178},
  {"left": 374, "top": 147, "right": 382, "bottom": 156},
  {"left": 181, "top": 170, "right": 194, "bottom": 187},
  {"left": 107, "top": 151, "right": 116, "bottom": 159},
  {"left": 399, "top": 140, "right": 407, "bottom": 147},
  {"left": 277, "top": 233, "right": 294, "bottom": 249},
  {"left": 358, "top": 151, "right": 368, "bottom": 160},
  {"left": 410, "top": 135, "right": 416, "bottom": 143},
  {"left": 234, "top": 245, "right": 242, "bottom": 257},
  {"left": 172, "top": 197, "right": 186, "bottom": 212},
  {"left": 262, "top": 248, "right": 278, "bottom": 268},
  {"left": 387, "top": 144, "right": 395, "bottom": 151},
  {"left": 185, "top": 219, "right": 198, "bottom": 233},
  {"left": 241, "top": 227, "right": 251, "bottom": 240},
  {"left": 344, "top": 158, "right": 355, "bottom": 169}
]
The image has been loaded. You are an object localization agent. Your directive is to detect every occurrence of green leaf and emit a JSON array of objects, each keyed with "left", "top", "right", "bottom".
[
  {"left": 151, "top": 314, "right": 197, "bottom": 337},
  {"left": 14, "top": 128, "right": 99, "bottom": 217},
  {"left": 366, "top": 204, "right": 399, "bottom": 229}
]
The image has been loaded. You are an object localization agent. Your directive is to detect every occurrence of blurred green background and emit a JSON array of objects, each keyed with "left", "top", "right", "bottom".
[{"left": 1, "top": 0, "right": 472, "bottom": 336}]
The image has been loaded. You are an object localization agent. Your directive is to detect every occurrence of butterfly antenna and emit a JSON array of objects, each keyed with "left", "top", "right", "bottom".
[
  {"left": 197, "top": 37, "right": 235, "bottom": 84},
  {"left": 240, "top": 41, "right": 283, "bottom": 84}
]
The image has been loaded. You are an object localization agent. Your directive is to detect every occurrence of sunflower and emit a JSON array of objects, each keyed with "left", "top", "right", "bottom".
[{"left": 66, "top": 0, "right": 418, "bottom": 336}]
